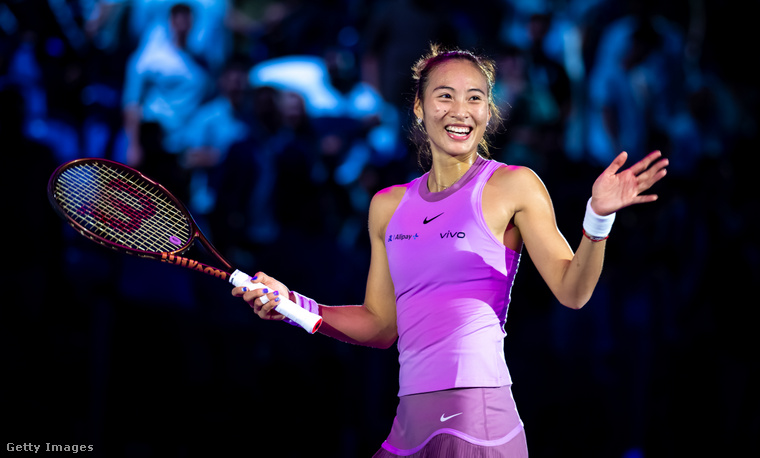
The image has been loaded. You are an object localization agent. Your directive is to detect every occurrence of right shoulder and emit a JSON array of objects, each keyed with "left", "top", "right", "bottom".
[
  {"left": 371, "top": 183, "right": 408, "bottom": 211},
  {"left": 368, "top": 183, "right": 409, "bottom": 238}
]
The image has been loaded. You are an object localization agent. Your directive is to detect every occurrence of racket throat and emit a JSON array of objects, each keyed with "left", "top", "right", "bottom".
[{"left": 161, "top": 253, "right": 230, "bottom": 280}]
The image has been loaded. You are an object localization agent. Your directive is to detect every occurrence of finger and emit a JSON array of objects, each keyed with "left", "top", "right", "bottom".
[
  {"left": 249, "top": 286, "right": 270, "bottom": 303},
  {"left": 641, "top": 155, "right": 669, "bottom": 176},
  {"left": 637, "top": 159, "right": 669, "bottom": 189},
  {"left": 238, "top": 286, "right": 267, "bottom": 315},
  {"left": 252, "top": 292, "right": 267, "bottom": 316},
  {"left": 232, "top": 284, "right": 262, "bottom": 298},
  {"left": 629, "top": 150, "right": 662, "bottom": 175},
  {"left": 605, "top": 151, "right": 629, "bottom": 174},
  {"left": 252, "top": 271, "right": 271, "bottom": 285},
  {"left": 232, "top": 270, "right": 268, "bottom": 298},
  {"left": 250, "top": 287, "right": 277, "bottom": 310},
  {"left": 652, "top": 157, "right": 670, "bottom": 174},
  {"left": 260, "top": 292, "right": 281, "bottom": 315},
  {"left": 632, "top": 194, "right": 659, "bottom": 205},
  {"left": 256, "top": 292, "right": 284, "bottom": 319},
  {"left": 648, "top": 161, "right": 669, "bottom": 181}
]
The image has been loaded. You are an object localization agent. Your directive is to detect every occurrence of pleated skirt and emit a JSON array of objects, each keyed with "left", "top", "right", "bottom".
[{"left": 373, "top": 385, "right": 529, "bottom": 458}]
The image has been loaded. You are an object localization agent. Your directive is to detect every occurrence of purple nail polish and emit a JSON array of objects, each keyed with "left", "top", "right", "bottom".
[{"left": 263, "top": 288, "right": 269, "bottom": 294}]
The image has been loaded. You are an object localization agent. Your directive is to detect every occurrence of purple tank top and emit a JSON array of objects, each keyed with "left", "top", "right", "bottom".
[{"left": 385, "top": 156, "right": 521, "bottom": 396}]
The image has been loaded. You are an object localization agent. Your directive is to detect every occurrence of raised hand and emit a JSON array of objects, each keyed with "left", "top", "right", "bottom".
[{"left": 590, "top": 151, "right": 669, "bottom": 216}]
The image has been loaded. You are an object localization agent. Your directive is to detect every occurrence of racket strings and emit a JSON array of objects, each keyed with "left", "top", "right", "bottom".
[{"left": 53, "top": 162, "right": 192, "bottom": 253}]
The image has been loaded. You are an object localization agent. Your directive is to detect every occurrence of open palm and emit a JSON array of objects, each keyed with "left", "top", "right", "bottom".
[{"left": 591, "top": 151, "right": 669, "bottom": 216}]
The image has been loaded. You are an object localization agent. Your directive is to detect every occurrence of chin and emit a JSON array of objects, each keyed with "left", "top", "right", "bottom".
[{"left": 444, "top": 145, "right": 479, "bottom": 157}]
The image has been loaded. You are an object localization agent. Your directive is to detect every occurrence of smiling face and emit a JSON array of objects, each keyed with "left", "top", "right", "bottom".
[{"left": 414, "top": 59, "right": 492, "bottom": 161}]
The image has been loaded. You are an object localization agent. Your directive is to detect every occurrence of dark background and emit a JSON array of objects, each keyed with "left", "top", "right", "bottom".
[{"left": 2, "top": 0, "right": 757, "bottom": 457}]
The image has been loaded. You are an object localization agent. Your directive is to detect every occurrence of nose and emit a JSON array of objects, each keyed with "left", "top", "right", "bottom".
[{"left": 448, "top": 99, "right": 468, "bottom": 120}]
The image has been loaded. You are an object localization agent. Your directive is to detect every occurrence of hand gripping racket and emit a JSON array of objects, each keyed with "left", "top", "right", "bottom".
[{"left": 47, "top": 158, "right": 322, "bottom": 334}]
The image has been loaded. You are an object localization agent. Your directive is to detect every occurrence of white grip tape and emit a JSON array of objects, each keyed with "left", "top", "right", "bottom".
[{"left": 229, "top": 270, "right": 323, "bottom": 334}]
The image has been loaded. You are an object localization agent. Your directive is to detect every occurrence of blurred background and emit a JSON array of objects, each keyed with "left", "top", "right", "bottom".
[{"left": 1, "top": 0, "right": 757, "bottom": 457}]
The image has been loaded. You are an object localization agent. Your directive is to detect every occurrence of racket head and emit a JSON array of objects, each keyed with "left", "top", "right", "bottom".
[{"left": 48, "top": 158, "right": 199, "bottom": 260}]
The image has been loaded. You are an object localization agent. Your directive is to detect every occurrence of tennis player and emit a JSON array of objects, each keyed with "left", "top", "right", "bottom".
[{"left": 233, "top": 44, "right": 668, "bottom": 457}]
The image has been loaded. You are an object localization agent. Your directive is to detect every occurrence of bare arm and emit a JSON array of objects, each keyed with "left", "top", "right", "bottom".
[
  {"left": 232, "top": 186, "right": 402, "bottom": 348},
  {"left": 510, "top": 168, "right": 594, "bottom": 308},
  {"left": 315, "top": 187, "right": 400, "bottom": 347},
  {"left": 512, "top": 151, "right": 668, "bottom": 309}
]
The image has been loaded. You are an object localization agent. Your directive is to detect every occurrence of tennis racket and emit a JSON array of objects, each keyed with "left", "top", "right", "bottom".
[{"left": 47, "top": 158, "right": 323, "bottom": 334}]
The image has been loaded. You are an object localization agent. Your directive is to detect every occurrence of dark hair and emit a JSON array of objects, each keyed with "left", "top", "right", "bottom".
[
  {"left": 410, "top": 44, "right": 503, "bottom": 168},
  {"left": 170, "top": 3, "right": 192, "bottom": 16}
]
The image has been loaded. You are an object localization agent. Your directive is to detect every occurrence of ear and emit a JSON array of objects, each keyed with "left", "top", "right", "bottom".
[{"left": 413, "top": 97, "right": 423, "bottom": 121}]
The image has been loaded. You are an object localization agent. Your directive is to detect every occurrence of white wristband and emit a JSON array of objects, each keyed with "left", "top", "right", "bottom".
[
  {"left": 282, "top": 291, "right": 320, "bottom": 327},
  {"left": 583, "top": 198, "right": 615, "bottom": 239}
]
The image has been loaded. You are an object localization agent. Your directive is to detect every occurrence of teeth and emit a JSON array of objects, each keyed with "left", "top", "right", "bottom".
[{"left": 446, "top": 126, "right": 471, "bottom": 134}]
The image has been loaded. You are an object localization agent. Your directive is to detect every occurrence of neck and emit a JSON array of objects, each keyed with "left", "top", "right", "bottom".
[{"left": 427, "top": 154, "right": 477, "bottom": 192}]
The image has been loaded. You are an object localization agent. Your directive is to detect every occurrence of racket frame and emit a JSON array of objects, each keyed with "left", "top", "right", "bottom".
[{"left": 48, "top": 158, "right": 322, "bottom": 333}]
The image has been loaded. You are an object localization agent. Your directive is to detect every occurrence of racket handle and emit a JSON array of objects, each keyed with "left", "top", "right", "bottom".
[{"left": 229, "top": 270, "right": 323, "bottom": 334}]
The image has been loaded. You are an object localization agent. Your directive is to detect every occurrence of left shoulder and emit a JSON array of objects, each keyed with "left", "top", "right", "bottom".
[
  {"left": 482, "top": 163, "right": 555, "bottom": 219},
  {"left": 486, "top": 163, "right": 548, "bottom": 194}
]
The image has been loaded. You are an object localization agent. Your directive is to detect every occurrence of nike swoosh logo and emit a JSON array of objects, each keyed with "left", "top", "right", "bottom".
[
  {"left": 423, "top": 213, "right": 444, "bottom": 224},
  {"left": 440, "top": 412, "right": 463, "bottom": 422}
]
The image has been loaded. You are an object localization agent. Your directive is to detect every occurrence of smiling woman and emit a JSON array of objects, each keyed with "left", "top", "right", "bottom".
[
  {"left": 409, "top": 45, "right": 503, "bottom": 171},
  {"left": 232, "top": 43, "right": 668, "bottom": 458}
]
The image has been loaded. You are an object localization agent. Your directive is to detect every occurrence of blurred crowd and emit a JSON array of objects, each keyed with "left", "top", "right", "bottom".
[
  {"left": 2, "top": 0, "right": 757, "bottom": 457},
  {"left": 0, "top": 0, "right": 751, "bottom": 252},
  {"left": 2, "top": 0, "right": 750, "bottom": 242}
]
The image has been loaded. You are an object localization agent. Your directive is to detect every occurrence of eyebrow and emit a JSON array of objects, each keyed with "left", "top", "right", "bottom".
[{"left": 432, "top": 85, "right": 487, "bottom": 95}]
